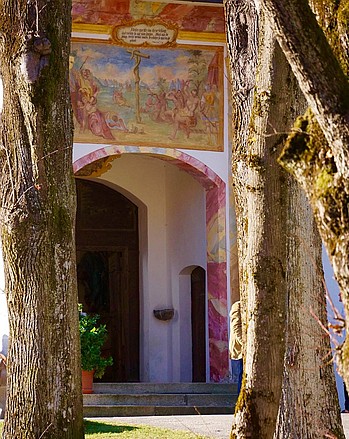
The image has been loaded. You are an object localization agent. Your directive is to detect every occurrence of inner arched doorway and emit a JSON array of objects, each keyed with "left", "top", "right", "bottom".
[{"left": 76, "top": 178, "right": 140, "bottom": 382}]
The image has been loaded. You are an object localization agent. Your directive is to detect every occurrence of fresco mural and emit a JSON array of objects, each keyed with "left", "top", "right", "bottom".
[
  {"left": 72, "top": 0, "right": 225, "bottom": 33},
  {"left": 70, "top": 41, "right": 224, "bottom": 151}
]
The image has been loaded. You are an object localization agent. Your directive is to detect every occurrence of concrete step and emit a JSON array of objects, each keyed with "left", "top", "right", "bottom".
[
  {"left": 84, "top": 392, "right": 234, "bottom": 407},
  {"left": 83, "top": 383, "right": 237, "bottom": 417},
  {"left": 92, "top": 382, "right": 236, "bottom": 394},
  {"left": 83, "top": 404, "right": 235, "bottom": 417}
]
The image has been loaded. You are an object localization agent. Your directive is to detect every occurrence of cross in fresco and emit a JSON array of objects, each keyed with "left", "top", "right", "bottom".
[{"left": 127, "top": 49, "right": 150, "bottom": 123}]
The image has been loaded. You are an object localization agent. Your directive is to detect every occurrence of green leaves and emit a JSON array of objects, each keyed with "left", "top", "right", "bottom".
[{"left": 79, "top": 309, "right": 113, "bottom": 379}]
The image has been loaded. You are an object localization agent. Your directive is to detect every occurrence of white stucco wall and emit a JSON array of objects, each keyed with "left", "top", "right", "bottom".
[
  {"left": 165, "top": 164, "right": 206, "bottom": 382},
  {"left": 96, "top": 153, "right": 206, "bottom": 382}
]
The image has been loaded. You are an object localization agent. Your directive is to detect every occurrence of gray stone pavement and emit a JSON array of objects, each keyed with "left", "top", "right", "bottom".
[
  {"left": 89, "top": 414, "right": 349, "bottom": 438},
  {"left": 88, "top": 415, "right": 232, "bottom": 438}
]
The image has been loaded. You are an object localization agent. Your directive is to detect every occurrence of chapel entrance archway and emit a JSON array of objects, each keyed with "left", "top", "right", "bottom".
[
  {"left": 76, "top": 178, "right": 140, "bottom": 382},
  {"left": 74, "top": 146, "right": 229, "bottom": 382}
]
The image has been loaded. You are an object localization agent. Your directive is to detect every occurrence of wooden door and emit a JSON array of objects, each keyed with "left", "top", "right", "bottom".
[
  {"left": 76, "top": 179, "right": 139, "bottom": 382},
  {"left": 191, "top": 267, "right": 206, "bottom": 382}
]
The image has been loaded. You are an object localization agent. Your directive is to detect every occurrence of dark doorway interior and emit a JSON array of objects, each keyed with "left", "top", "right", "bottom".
[
  {"left": 76, "top": 179, "right": 139, "bottom": 382},
  {"left": 191, "top": 266, "right": 206, "bottom": 382}
]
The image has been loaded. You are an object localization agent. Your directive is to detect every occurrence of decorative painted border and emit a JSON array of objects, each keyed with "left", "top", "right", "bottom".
[
  {"left": 72, "top": 23, "right": 226, "bottom": 43},
  {"left": 74, "top": 145, "right": 229, "bottom": 382}
]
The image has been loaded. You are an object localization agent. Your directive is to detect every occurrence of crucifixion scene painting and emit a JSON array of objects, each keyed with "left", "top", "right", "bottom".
[{"left": 70, "top": 42, "right": 224, "bottom": 150}]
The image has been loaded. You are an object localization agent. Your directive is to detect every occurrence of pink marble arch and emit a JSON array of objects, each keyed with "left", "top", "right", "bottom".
[{"left": 74, "top": 145, "right": 229, "bottom": 382}]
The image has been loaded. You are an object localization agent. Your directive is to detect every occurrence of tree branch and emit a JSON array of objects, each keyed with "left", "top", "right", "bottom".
[{"left": 260, "top": 0, "right": 349, "bottom": 178}]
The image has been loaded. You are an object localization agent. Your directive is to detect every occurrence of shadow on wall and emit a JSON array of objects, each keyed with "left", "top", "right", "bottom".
[{"left": 0, "top": 334, "right": 8, "bottom": 419}]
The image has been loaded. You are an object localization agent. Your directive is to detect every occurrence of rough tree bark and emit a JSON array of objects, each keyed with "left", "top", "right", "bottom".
[
  {"left": 224, "top": 0, "right": 259, "bottom": 314},
  {"left": 0, "top": 1, "right": 84, "bottom": 437},
  {"left": 226, "top": 7, "right": 287, "bottom": 437},
  {"left": 275, "top": 168, "right": 344, "bottom": 438},
  {"left": 261, "top": 0, "right": 349, "bottom": 387},
  {"left": 225, "top": 1, "right": 343, "bottom": 437}
]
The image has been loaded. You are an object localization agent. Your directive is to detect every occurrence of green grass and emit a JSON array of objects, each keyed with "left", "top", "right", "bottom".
[{"left": 0, "top": 419, "right": 210, "bottom": 438}]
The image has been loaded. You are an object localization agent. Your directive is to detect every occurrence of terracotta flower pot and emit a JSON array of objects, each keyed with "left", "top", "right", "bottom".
[{"left": 82, "top": 369, "right": 94, "bottom": 394}]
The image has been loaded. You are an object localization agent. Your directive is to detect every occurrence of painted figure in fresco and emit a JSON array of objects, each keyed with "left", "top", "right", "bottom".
[
  {"left": 69, "top": 53, "right": 84, "bottom": 126},
  {"left": 167, "top": 89, "right": 185, "bottom": 112},
  {"left": 105, "top": 112, "right": 129, "bottom": 132},
  {"left": 185, "top": 87, "right": 200, "bottom": 117},
  {"left": 113, "top": 89, "right": 131, "bottom": 108},
  {"left": 144, "top": 91, "right": 170, "bottom": 123},
  {"left": 69, "top": 59, "right": 115, "bottom": 140},
  {"left": 69, "top": 60, "right": 98, "bottom": 132},
  {"left": 157, "top": 91, "right": 170, "bottom": 122},
  {"left": 144, "top": 93, "right": 157, "bottom": 114},
  {"left": 78, "top": 94, "right": 115, "bottom": 140},
  {"left": 200, "top": 85, "right": 219, "bottom": 144},
  {"left": 79, "top": 68, "right": 99, "bottom": 99},
  {"left": 167, "top": 83, "right": 200, "bottom": 140}
]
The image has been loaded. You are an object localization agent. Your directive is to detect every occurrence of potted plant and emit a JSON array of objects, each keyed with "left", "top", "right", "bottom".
[{"left": 79, "top": 305, "right": 113, "bottom": 394}]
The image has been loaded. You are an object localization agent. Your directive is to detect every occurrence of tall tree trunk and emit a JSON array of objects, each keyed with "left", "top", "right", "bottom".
[
  {"left": 224, "top": 0, "right": 259, "bottom": 343},
  {"left": 227, "top": 9, "right": 289, "bottom": 437},
  {"left": 0, "top": 1, "right": 84, "bottom": 437},
  {"left": 225, "top": 1, "right": 343, "bottom": 436},
  {"left": 275, "top": 177, "right": 344, "bottom": 438},
  {"left": 262, "top": 0, "right": 349, "bottom": 387}
]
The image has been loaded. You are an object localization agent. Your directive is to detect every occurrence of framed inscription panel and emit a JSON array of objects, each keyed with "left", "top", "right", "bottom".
[
  {"left": 112, "top": 19, "right": 178, "bottom": 48},
  {"left": 70, "top": 40, "right": 224, "bottom": 151}
]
